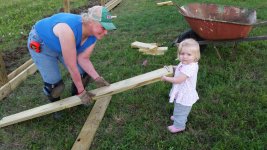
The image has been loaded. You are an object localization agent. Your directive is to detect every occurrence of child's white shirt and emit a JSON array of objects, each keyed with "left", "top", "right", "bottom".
[{"left": 169, "top": 62, "right": 199, "bottom": 106}]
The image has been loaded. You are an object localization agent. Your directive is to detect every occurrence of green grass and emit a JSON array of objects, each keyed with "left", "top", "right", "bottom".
[
  {"left": 0, "top": 0, "right": 92, "bottom": 72},
  {"left": 1, "top": 0, "right": 267, "bottom": 149},
  {"left": 0, "top": 0, "right": 89, "bottom": 52}
]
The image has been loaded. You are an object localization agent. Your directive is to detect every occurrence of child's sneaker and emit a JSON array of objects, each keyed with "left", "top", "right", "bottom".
[
  {"left": 170, "top": 116, "right": 174, "bottom": 121},
  {"left": 167, "top": 125, "right": 185, "bottom": 133}
]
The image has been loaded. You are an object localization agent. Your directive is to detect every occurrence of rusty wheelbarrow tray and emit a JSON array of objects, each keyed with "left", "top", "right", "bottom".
[{"left": 176, "top": 3, "right": 267, "bottom": 40}]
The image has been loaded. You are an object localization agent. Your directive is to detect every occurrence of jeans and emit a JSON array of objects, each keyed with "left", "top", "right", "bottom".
[
  {"left": 27, "top": 27, "right": 84, "bottom": 84},
  {"left": 173, "top": 101, "right": 192, "bottom": 129}
]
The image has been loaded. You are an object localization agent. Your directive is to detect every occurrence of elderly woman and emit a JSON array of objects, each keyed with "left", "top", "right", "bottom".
[{"left": 27, "top": 6, "right": 115, "bottom": 110}]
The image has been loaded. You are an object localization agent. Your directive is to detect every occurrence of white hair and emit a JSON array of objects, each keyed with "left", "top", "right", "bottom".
[{"left": 81, "top": 5, "right": 103, "bottom": 23}]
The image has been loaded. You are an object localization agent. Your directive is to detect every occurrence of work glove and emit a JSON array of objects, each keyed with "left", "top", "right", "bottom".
[
  {"left": 94, "top": 76, "right": 110, "bottom": 88},
  {"left": 78, "top": 90, "right": 95, "bottom": 106}
]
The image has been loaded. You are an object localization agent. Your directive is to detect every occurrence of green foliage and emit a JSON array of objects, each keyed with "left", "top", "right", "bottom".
[{"left": 1, "top": 0, "right": 267, "bottom": 149}]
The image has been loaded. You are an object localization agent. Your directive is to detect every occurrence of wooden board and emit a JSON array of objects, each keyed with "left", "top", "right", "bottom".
[
  {"left": 63, "top": 0, "right": 70, "bottom": 13},
  {"left": 0, "top": 63, "right": 37, "bottom": 101},
  {"left": 157, "top": 1, "right": 173, "bottom": 6},
  {"left": 138, "top": 47, "right": 168, "bottom": 55},
  {"left": 0, "top": 66, "right": 173, "bottom": 128},
  {"left": 131, "top": 41, "right": 158, "bottom": 50},
  {"left": 71, "top": 96, "right": 112, "bottom": 150},
  {"left": 105, "top": 0, "right": 122, "bottom": 11}
]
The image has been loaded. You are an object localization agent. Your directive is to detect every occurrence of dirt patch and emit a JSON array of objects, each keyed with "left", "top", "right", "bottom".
[
  {"left": 2, "top": 46, "right": 28, "bottom": 72},
  {"left": 2, "top": 0, "right": 102, "bottom": 74}
]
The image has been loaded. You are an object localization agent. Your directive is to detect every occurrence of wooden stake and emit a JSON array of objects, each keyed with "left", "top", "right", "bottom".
[
  {"left": 0, "top": 66, "right": 173, "bottom": 128},
  {"left": 0, "top": 52, "right": 8, "bottom": 86},
  {"left": 71, "top": 96, "right": 112, "bottom": 150},
  {"left": 214, "top": 46, "right": 222, "bottom": 60},
  {"left": 63, "top": 0, "right": 70, "bottom": 13},
  {"left": 100, "top": 0, "right": 105, "bottom": 6}
]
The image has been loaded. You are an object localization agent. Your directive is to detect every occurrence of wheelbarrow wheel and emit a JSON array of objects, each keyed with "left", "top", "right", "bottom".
[{"left": 173, "top": 29, "right": 207, "bottom": 52}]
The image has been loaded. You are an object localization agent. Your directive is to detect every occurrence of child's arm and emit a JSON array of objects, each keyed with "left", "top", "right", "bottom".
[{"left": 161, "top": 73, "right": 188, "bottom": 84}]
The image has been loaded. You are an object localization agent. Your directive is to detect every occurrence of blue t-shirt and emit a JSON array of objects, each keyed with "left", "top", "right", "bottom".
[{"left": 35, "top": 13, "right": 97, "bottom": 53}]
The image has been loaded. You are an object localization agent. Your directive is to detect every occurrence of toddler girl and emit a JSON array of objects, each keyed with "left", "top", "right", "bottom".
[{"left": 162, "top": 38, "right": 200, "bottom": 133}]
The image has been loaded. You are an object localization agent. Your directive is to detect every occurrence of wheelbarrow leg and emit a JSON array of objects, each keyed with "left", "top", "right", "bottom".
[{"left": 213, "top": 46, "right": 222, "bottom": 60}]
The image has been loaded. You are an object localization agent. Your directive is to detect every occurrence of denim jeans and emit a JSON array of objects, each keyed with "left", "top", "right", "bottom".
[
  {"left": 173, "top": 101, "right": 192, "bottom": 129},
  {"left": 27, "top": 27, "right": 84, "bottom": 84}
]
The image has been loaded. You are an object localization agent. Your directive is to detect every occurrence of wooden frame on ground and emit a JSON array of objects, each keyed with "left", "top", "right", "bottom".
[{"left": 0, "top": 66, "right": 173, "bottom": 128}]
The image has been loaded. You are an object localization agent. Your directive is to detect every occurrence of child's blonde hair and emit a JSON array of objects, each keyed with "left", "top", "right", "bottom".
[{"left": 177, "top": 38, "right": 200, "bottom": 61}]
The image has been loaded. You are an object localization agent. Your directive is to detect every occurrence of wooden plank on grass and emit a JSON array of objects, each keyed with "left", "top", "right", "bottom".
[
  {"left": 138, "top": 46, "right": 168, "bottom": 56},
  {"left": 105, "top": 0, "right": 122, "bottom": 11},
  {"left": 71, "top": 96, "right": 112, "bottom": 150},
  {"left": 157, "top": 1, "right": 173, "bottom": 6},
  {"left": 131, "top": 41, "right": 158, "bottom": 50},
  {"left": 0, "top": 63, "right": 37, "bottom": 101},
  {"left": 0, "top": 66, "right": 173, "bottom": 128}
]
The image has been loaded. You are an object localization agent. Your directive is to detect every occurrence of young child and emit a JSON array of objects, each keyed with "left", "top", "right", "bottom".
[{"left": 161, "top": 38, "right": 200, "bottom": 133}]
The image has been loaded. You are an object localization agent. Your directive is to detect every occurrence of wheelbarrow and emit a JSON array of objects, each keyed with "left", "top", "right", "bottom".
[{"left": 173, "top": 3, "right": 267, "bottom": 48}]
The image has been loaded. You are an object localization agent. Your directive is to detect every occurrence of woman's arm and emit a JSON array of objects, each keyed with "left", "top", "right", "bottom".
[
  {"left": 53, "top": 23, "right": 84, "bottom": 94},
  {"left": 77, "top": 44, "right": 100, "bottom": 80}
]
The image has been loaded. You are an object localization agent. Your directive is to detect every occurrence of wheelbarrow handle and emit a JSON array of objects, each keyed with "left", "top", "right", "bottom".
[
  {"left": 172, "top": 2, "right": 187, "bottom": 15},
  {"left": 158, "top": 1, "right": 187, "bottom": 15},
  {"left": 253, "top": 21, "right": 267, "bottom": 26}
]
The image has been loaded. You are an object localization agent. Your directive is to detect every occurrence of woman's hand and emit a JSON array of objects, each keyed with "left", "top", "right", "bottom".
[
  {"left": 78, "top": 90, "right": 95, "bottom": 106},
  {"left": 94, "top": 76, "right": 110, "bottom": 87}
]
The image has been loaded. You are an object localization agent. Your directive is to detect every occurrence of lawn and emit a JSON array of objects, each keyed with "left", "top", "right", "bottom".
[{"left": 1, "top": 0, "right": 267, "bottom": 149}]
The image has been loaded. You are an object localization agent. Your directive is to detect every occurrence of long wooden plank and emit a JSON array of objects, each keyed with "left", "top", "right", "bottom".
[
  {"left": 157, "top": 1, "right": 173, "bottom": 6},
  {"left": 0, "top": 66, "right": 173, "bottom": 128},
  {"left": 131, "top": 41, "right": 158, "bottom": 50},
  {"left": 0, "top": 63, "right": 37, "bottom": 101},
  {"left": 63, "top": 0, "right": 70, "bottom": 13},
  {"left": 71, "top": 96, "right": 112, "bottom": 150},
  {"left": 7, "top": 59, "right": 33, "bottom": 81},
  {"left": 105, "top": 0, "right": 122, "bottom": 11}
]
